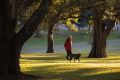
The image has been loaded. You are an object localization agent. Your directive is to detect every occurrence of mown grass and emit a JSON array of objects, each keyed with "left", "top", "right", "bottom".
[
  {"left": 20, "top": 52, "right": 120, "bottom": 80},
  {"left": 22, "top": 30, "right": 120, "bottom": 52}
]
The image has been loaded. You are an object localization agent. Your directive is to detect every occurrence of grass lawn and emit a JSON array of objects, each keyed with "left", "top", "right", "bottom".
[
  {"left": 24, "top": 30, "right": 120, "bottom": 47},
  {"left": 22, "top": 30, "right": 120, "bottom": 52},
  {"left": 20, "top": 52, "right": 120, "bottom": 80}
]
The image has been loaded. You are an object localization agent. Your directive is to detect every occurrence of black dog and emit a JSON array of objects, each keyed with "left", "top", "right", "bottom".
[{"left": 69, "top": 53, "right": 81, "bottom": 62}]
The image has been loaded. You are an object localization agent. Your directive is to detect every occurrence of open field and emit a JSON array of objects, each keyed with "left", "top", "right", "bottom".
[
  {"left": 21, "top": 30, "right": 120, "bottom": 80},
  {"left": 22, "top": 30, "right": 120, "bottom": 53},
  {"left": 23, "top": 30, "right": 120, "bottom": 47},
  {"left": 20, "top": 52, "right": 120, "bottom": 80}
]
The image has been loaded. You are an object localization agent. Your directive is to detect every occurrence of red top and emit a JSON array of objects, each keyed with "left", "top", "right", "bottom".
[{"left": 64, "top": 38, "right": 72, "bottom": 51}]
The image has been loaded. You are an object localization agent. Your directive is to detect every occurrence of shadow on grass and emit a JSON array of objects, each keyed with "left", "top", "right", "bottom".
[
  {"left": 22, "top": 64, "right": 120, "bottom": 80},
  {"left": 20, "top": 53, "right": 120, "bottom": 80},
  {"left": 21, "top": 55, "right": 65, "bottom": 61},
  {"left": 21, "top": 55, "right": 120, "bottom": 63}
]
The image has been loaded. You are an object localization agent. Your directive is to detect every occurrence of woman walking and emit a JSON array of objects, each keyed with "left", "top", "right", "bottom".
[{"left": 64, "top": 35, "right": 72, "bottom": 60}]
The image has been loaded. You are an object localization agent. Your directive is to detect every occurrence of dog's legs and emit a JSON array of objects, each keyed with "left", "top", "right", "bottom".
[{"left": 70, "top": 58, "right": 72, "bottom": 62}]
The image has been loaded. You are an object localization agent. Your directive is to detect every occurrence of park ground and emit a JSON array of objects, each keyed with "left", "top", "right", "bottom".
[
  {"left": 20, "top": 30, "right": 120, "bottom": 80},
  {"left": 20, "top": 52, "right": 120, "bottom": 80},
  {"left": 22, "top": 30, "right": 120, "bottom": 53}
]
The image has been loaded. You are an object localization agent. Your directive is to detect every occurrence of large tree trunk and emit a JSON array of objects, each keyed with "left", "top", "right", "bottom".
[
  {"left": 88, "top": 8, "right": 107, "bottom": 58},
  {"left": 0, "top": 38, "right": 22, "bottom": 77},
  {"left": 0, "top": 0, "right": 21, "bottom": 76},
  {"left": 0, "top": 0, "right": 52, "bottom": 78},
  {"left": 89, "top": 21, "right": 107, "bottom": 58},
  {"left": 88, "top": 11, "right": 115, "bottom": 58},
  {"left": 7, "top": 38, "right": 22, "bottom": 76}
]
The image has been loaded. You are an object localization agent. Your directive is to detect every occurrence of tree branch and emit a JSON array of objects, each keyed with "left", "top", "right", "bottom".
[
  {"left": 16, "top": 0, "right": 52, "bottom": 45},
  {"left": 59, "top": 10, "right": 80, "bottom": 21},
  {"left": 16, "top": 0, "right": 41, "bottom": 13},
  {"left": 105, "top": 20, "right": 115, "bottom": 38}
]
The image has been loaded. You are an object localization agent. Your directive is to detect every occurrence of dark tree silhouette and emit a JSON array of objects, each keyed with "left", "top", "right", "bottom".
[{"left": 0, "top": 0, "right": 51, "bottom": 78}]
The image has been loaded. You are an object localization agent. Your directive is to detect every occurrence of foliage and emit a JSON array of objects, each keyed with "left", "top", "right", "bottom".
[
  {"left": 66, "top": 18, "right": 79, "bottom": 32},
  {"left": 42, "top": 0, "right": 80, "bottom": 32},
  {"left": 17, "top": 0, "right": 81, "bottom": 32},
  {"left": 17, "top": 0, "right": 120, "bottom": 33}
]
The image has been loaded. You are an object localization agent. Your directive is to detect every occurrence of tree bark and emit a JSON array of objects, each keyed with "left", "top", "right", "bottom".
[
  {"left": 88, "top": 9, "right": 107, "bottom": 58},
  {"left": 88, "top": 11, "right": 115, "bottom": 58},
  {"left": 46, "top": 13, "right": 60, "bottom": 53},
  {"left": 0, "top": 12, "right": 2, "bottom": 36},
  {"left": 0, "top": 0, "right": 52, "bottom": 77},
  {"left": 0, "top": 0, "right": 20, "bottom": 76},
  {"left": 47, "top": 26, "right": 54, "bottom": 53},
  {"left": 16, "top": 0, "right": 52, "bottom": 44}
]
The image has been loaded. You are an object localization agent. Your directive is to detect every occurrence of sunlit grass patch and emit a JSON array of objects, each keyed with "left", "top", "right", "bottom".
[{"left": 20, "top": 53, "right": 120, "bottom": 80}]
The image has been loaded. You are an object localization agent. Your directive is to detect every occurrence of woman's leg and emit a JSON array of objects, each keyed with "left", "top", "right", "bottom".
[
  {"left": 66, "top": 50, "right": 72, "bottom": 60},
  {"left": 68, "top": 50, "right": 72, "bottom": 60},
  {"left": 66, "top": 50, "right": 69, "bottom": 60}
]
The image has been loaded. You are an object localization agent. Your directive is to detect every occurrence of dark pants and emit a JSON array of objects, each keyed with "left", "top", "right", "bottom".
[{"left": 66, "top": 50, "right": 72, "bottom": 60}]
